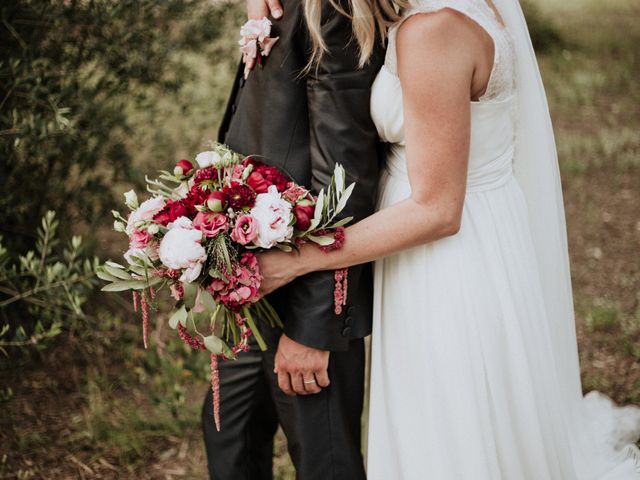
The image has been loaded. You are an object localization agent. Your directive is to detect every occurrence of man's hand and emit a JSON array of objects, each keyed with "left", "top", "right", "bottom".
[
  {"left": 274, "top": 334, "right": 330, "bottom": 396},
  {"left": 246, "top": 0, "right": 283, "bottom": 20}
]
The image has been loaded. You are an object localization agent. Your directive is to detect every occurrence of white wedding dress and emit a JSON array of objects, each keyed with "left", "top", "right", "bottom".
[{"left": 367, "top": 0, "right": 640, "bottom": 478}]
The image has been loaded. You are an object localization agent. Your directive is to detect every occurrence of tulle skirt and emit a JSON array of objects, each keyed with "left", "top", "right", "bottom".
[{"left": 366, "top": 167, "right": 640, "bottom": 479}]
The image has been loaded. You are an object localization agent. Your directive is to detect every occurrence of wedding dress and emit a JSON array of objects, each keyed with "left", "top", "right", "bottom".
[{"left": 367, "top": 0, "right": 640, "bottom": 478}]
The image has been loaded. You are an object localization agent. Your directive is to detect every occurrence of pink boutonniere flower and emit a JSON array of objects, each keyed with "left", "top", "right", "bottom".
[{"left": 239, "top": 17, "right": 280, "bottom": 79}]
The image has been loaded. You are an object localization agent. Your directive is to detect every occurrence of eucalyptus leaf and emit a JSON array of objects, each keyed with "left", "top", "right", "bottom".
[
  {"left": 334, "top": 183, "right": 355, "bottom": 215},
  {"left": 105, "top": 261, "right": 125, "bottom": 269},
  {"left": 203, "top": 335, "right": 224, "bottom": 355},
  {"left": 307, "top": 235, "right": 336, "bottom": 246},
  {"left": 334, "top": 164, "right": 345, "bottom": 193},
  {"left": 169, "top": 305, "right": 188, "bottom": 329},
  {"left": 199, "top": 289, "right": 217, "bottom": 311},
  {"left": 104, "top": 264, "right": 132, "bottom": 280},
  {"left": 101, "top": 280, "right": 146, "bottom": 291},
  {"left": 182, "top": 282, "right": 198, "bottom": 309},
  {"left": 328, "top": 216, "right": 353, "bottom": 228},
  {"left": 95, "top": 269, "right": 120, "bottom": 282}
]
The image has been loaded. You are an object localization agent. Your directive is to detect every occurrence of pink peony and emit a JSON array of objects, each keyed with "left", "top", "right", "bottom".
[
  {"left": 193, "top": 211, "right": 229, "bottom": 237},
  {"left": 126, "top": 196, "right": 166, "bottom": 234},
  {"left": 249, "top": 186, "right": 293, "bottom": 248},
  {"left": 231, "top": 215, "right": 258, "bottom": 245},
  {"left": 158, "top": 217, "right": 206, "bottom": 283}
]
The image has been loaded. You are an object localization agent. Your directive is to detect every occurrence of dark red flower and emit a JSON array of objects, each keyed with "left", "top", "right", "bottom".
[
  {"left": 174, "top": 159, "right": 194, "bottom": 176},
  {"left": 293, "top": 203, "right": 315, "bottom": 231},
  {"left": 256, "top": 164, "right": 289, "bottom": 192},
  {"left": 206, "top": 190, "right": 227, "bottom": 212},
  {"left": 153, "top": 200, "right": 189, "bottom": 225},
  {"left": 194, "top": 167, "right": 218, "bottom": 184},
  {"left": 181, "top": 186, "right": 209, "bottom": 215},
  {"left": 224, "top": 184, "right": 256, "bottom": 210},
  {"left": 246, "top": 171, "right": 269, "bottom": 193},
  {"left": 243, "top": 156, "right": 289, "bottom": 192}
]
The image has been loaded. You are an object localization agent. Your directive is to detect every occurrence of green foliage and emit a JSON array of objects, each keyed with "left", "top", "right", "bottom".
[
  {"left": 0, "top": 211, "right": 98, "bottom": 353},
  {"left": 0, "top": 0, "right": 239, "bottom": 254}
]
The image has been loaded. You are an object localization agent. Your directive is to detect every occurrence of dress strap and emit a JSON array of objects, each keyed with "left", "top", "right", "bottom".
[{"left": 385, "top": 0, "right": 514, "bottom": 102}]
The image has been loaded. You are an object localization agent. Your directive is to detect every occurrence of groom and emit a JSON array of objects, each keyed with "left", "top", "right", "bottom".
[{"left": 201, "top": 0, "right": 384, "bottom": 479}]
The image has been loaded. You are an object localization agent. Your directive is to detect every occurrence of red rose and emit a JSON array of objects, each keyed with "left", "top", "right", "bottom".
[
  {"left": 293, "top": 203, "right": 315, "bottom": 231},
  {"left": 174, "top": 159, "right": 194, "bottom": 176},
  {"left": 246, "top": 171, "right": 269, "bottom": 193},
  {"left": 257, "top": 165, "right": 289, "bottom": 192},
  {"left": 243, "top": 156, "right": 289, "bottom": 192},
  {"left": 153, "top": 200, "right": 189, "bottom": 225}
]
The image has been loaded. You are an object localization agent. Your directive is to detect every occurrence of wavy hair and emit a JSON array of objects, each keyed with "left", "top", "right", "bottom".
[{"left": 302, "top": 0, "right": 409, "bottom": 70}]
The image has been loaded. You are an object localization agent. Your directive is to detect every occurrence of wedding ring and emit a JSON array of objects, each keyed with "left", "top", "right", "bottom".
[{"left": 303, "top": 379, "right": 317, "bottom": 384}]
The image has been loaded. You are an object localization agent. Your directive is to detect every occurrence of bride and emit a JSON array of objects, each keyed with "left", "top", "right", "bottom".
[{"left": 256, "top": 0, "right": 640, "bottom": 477}]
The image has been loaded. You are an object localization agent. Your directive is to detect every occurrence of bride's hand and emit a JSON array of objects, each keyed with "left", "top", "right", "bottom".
[{"left": 257, "top": 249, "right": 305, "bottom": 295}]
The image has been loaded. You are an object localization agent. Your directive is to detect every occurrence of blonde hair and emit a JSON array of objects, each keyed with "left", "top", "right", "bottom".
[{"left": 302, "top": 0, "right": 408, "bottom": 70}]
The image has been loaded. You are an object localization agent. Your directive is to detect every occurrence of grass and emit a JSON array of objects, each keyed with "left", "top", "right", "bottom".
[
  {"left": 1, "top": 0, "right": 639, "bottom": 478},
  {"left": 540, "top": 0, "right": 640, "bottom": 405}
]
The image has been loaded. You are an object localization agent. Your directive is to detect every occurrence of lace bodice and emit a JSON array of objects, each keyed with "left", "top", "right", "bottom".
[
  {"left": 385, "top": 0, "right": 515, "bottom": 102},
  {"left": 370, "top": 0, "right": 519, "bottom": 194}
]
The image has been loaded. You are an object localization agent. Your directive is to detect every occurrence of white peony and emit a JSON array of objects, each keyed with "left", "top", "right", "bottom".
[
  {"left": 158, "top": 216, "right": 206, "bottom": 283},
  {"left": 126, "top": 196, "right": 166, "bottom": 234},
  {"left": 195, "top": 151, "right": 223, "bottom": 169},
  {"left": 250, "top": 185, "right": 293, "bottom": 248}
]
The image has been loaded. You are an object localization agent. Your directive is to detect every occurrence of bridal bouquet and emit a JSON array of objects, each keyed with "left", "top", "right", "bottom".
[{"left": 97, "top": 142, "right": 353, "bottom": 430}]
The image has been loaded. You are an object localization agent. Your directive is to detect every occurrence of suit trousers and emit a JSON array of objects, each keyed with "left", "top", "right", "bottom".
[{"left": 202, "top": 325, "right": 366, "bottom": 480}]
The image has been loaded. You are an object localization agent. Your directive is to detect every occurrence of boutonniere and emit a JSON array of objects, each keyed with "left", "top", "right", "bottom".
[{"left": 239, "top": 17, "right": 280, "bottom": 80}]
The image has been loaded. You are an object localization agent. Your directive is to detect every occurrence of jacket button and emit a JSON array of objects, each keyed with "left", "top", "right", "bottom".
[
  {"left": 231, "top": 104, "right": 237, "bottom": 113},
  {"left": 344, "top": 316, "right": 353, "bottom": 326},
  {"left": 347, "top": 306, "right": 354, "bottom": 316},
  {"left": 341, "top": 326, "right": 352, "bottom": 337}
]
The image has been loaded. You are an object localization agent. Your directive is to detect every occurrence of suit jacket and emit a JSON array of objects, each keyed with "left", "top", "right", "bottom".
[{"left": 218, "top": 0, "right": 385, "bottom": 351}]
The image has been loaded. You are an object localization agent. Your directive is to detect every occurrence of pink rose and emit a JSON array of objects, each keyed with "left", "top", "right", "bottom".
[
  {"left": 130, "top": 229, "right": 151, "bottom": 249},
  {"left": 193, "top": 212, "right": 229, "bottom": 237},
  {"left": 231, "top": 215, "right": 258, "bottom": 245}
]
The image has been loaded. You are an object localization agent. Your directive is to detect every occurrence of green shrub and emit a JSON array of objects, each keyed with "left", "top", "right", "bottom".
[
  {"left": 0, "top": 211, "right": 98, "bottom": 353},
  {"left": 0, "top": 0, "right": 237, "bottom": 254}
]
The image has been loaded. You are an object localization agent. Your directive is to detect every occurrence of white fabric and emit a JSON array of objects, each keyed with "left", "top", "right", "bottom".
[{"left": 367, "top": 0, "right": 640, "bottom": 478}]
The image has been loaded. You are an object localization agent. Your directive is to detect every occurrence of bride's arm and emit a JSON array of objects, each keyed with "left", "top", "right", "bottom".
[{"left": 259, "top": 11, "right": 487, "bottom": 293}]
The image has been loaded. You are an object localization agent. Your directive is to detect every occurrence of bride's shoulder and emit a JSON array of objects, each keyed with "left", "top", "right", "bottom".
[{"left": 395, "top": 6, "right": 488, "bottom": 64}]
